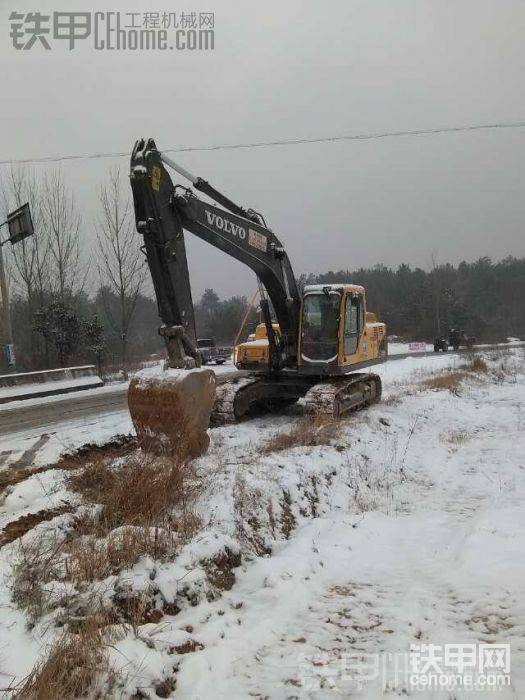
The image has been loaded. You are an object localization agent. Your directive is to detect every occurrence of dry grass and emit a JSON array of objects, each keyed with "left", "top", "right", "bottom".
[
  {"left": 232, "top": 474, "right": 271, "bottom": 556},
  {"left": 418, "top": 351, "right": 520, "bottom": 395},
  {"left": 11, "top": 450, "right": 205, "bottom": 624},
  {"left": 441, "top": 429, "right": 470, "bottom": 445},
  {"left": 7, "top": 433, "right": 211, "bottom": 697},
  {"left": 63, "top": 526, "right": 179, "bottom": 583},
  {"left": 461, "top": 355, "right": 488, "bottom": 373},
  {"left": 13, "top": 621, "right": 110, "bottom": 699},
  {"left": 68, "top": 452, "right": 202, "bottom": 534},
  {"left": 11, "top": 534, "right": 64, "bottom": 622},
  {"left": 62, "top": 453, "right": 204, "bottom": 582},
  {"left": 262, "top": 415, "right": 340, "bottom": 454},
  {"left": 66, "top": 458, "right": 117, "bottom": 505},
  {"left": 418, "top": 370, "right": 469, "bottom": 393}
]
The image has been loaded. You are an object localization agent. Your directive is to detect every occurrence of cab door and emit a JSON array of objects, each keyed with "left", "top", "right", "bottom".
[{"left": 343, "top": 293, "right": 362, "bottom": 358}]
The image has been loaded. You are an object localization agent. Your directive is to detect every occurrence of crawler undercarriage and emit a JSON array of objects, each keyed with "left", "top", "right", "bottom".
[{"left": 211, "top": 372, "right": 382, "bottom": 425}]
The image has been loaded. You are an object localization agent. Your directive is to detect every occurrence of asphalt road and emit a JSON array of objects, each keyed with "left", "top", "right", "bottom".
[
  {"left": 1, "top": 344, "right": 522, "bottom": 441},
  {"left": 0, "top": 384, "right": 129, "bottom": 439}
]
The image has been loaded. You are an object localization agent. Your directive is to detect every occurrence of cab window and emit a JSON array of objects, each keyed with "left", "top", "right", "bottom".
[{"left": 301, "top": 292, "right": 340, "bottom": 361}]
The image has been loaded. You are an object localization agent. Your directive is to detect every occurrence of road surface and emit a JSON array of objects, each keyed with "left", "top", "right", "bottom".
[{"left": 0, "top": 383, "right": 128, "bottom": 440}]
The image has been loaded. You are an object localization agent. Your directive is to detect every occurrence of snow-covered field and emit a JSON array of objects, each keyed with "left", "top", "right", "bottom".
[{"left": 0, "top": 348, "right": 524, "bottom": 697}]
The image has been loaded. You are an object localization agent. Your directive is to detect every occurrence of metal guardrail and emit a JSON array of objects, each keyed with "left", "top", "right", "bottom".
[
  {"left": 0, "top": 365, "right": 103, "bottom": 404},
  {"left": 0, "top": 364, "right": 100, "bottom": 386}
]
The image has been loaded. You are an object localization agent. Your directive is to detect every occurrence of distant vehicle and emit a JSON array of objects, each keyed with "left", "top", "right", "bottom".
[
  {"left": 196, "top": 338, "right": 230, "bottom": 365},
  {"left": 434, "top": 329, "right": 475, "bottom": 352}
]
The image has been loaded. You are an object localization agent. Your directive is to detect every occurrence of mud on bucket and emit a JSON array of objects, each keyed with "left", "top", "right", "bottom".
[{"left": 128, "top": 367, "right": 217, "bottom": 460}]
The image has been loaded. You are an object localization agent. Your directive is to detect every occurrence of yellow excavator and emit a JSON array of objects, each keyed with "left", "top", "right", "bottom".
[{"left": 127, "top": 139, "right": 387, "bottom": 452}]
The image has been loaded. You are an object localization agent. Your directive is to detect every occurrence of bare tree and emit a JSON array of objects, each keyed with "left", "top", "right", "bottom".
[
  {"left": 97, "top": 167, "right": 146, "bottom": 376},
  {"left": 1, "top": 166, "right": 51, "bottom": 366},
  {"left": 41, "top": 169, "right": 84, "bottom": 301},
  {"left": 2, "top": 166, "right": 50, "bottom": 303}
]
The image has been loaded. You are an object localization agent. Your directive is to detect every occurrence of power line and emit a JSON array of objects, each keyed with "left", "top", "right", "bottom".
[{"left": 1, "top": 119, "right": 525, "bottom": 167}]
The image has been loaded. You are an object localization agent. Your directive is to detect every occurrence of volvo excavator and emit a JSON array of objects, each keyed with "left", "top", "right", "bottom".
[{"left": 128, "top": 138, "right": 388, "bottom": 453}]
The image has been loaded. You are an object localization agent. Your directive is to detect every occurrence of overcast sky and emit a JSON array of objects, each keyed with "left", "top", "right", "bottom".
[{"left": 1, "top": 0, "right": 524, "bottom": 300}]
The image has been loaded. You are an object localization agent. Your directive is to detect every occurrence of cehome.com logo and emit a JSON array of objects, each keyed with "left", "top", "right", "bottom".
[{"left": 9, "top": 11, "right": 215, "bottom": 51}]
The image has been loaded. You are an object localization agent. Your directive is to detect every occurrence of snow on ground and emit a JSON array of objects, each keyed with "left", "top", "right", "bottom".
[
  {"left": 168, "top": 349, "right": 525, "bottom": 699},
  {"left": 0, "top": 405, "right": 133, "bottom": 470},
  {"left": 0, "top": 362, "right": 238, "bottom": 471},
  {"left": 0, "top": 468, "right": 80, "bottom": 531},
  {"left": 0, "top": 349, "right": 524, "bottom": 697},
  {"left": 0, "top": 355, "right": 455, "bottom": 473}
]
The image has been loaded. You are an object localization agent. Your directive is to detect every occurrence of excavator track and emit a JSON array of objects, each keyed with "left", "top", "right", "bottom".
[
  {"left": 211, "top": 373, "right": 316, "bottom": 426},
  {"left": 304, "top": 373, "right": 382, "bottom": 418},
  {"left": 211, "top": 372, "right": 382, "bottom": 426},
  {"left": 210, "top": 375, "right": 262, "bottom": 426}
]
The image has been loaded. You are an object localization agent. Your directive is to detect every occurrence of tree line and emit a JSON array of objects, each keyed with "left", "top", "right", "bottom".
[{"left": 0, "top": 166, "right": 145, "bottom": 374}]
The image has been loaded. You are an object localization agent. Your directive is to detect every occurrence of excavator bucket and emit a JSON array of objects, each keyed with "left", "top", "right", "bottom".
[
  {"left": 128, "top": 141, "right": 217, "bottom": 460},
  {"left": 128, "top": 368, "right": 217, "bottom": 460}
]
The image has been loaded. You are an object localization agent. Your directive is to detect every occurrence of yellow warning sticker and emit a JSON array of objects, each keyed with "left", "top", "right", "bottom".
[{"left": 152, "top": 165, "right": 161, "bottom": 191}]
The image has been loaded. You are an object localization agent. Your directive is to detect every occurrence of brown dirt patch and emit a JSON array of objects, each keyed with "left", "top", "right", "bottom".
[
  {"left": 1, "top": 506, "right": 73, "bottom": 546},
  {"left": 0, "top": 435, "right": 135, "bottom": 495}
]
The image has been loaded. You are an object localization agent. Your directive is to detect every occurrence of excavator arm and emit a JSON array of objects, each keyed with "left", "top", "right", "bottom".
[{"left": 130, "top": 138, "right": 301, "bottom": 371}]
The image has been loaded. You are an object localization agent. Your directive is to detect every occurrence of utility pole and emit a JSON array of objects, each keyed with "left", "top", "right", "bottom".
[
  {"left": 0, "top": 203, "right": 35, "bottom": 370},
  {"left": 0, "top": 243, "right": 14, "bottom": 368}
]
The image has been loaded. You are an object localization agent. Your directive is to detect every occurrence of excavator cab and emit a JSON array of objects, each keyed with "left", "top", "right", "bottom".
[
  {"left": 299, "top": 284, "right": 387, "bottom": 372},
  {"left": 235, "top": 284, "right": 387, "bottom": 375}
]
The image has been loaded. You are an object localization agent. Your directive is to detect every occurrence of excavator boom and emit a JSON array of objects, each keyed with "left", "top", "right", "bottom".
[{"left": 130, "top": 138, "right": 300, "bottom": 370}]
